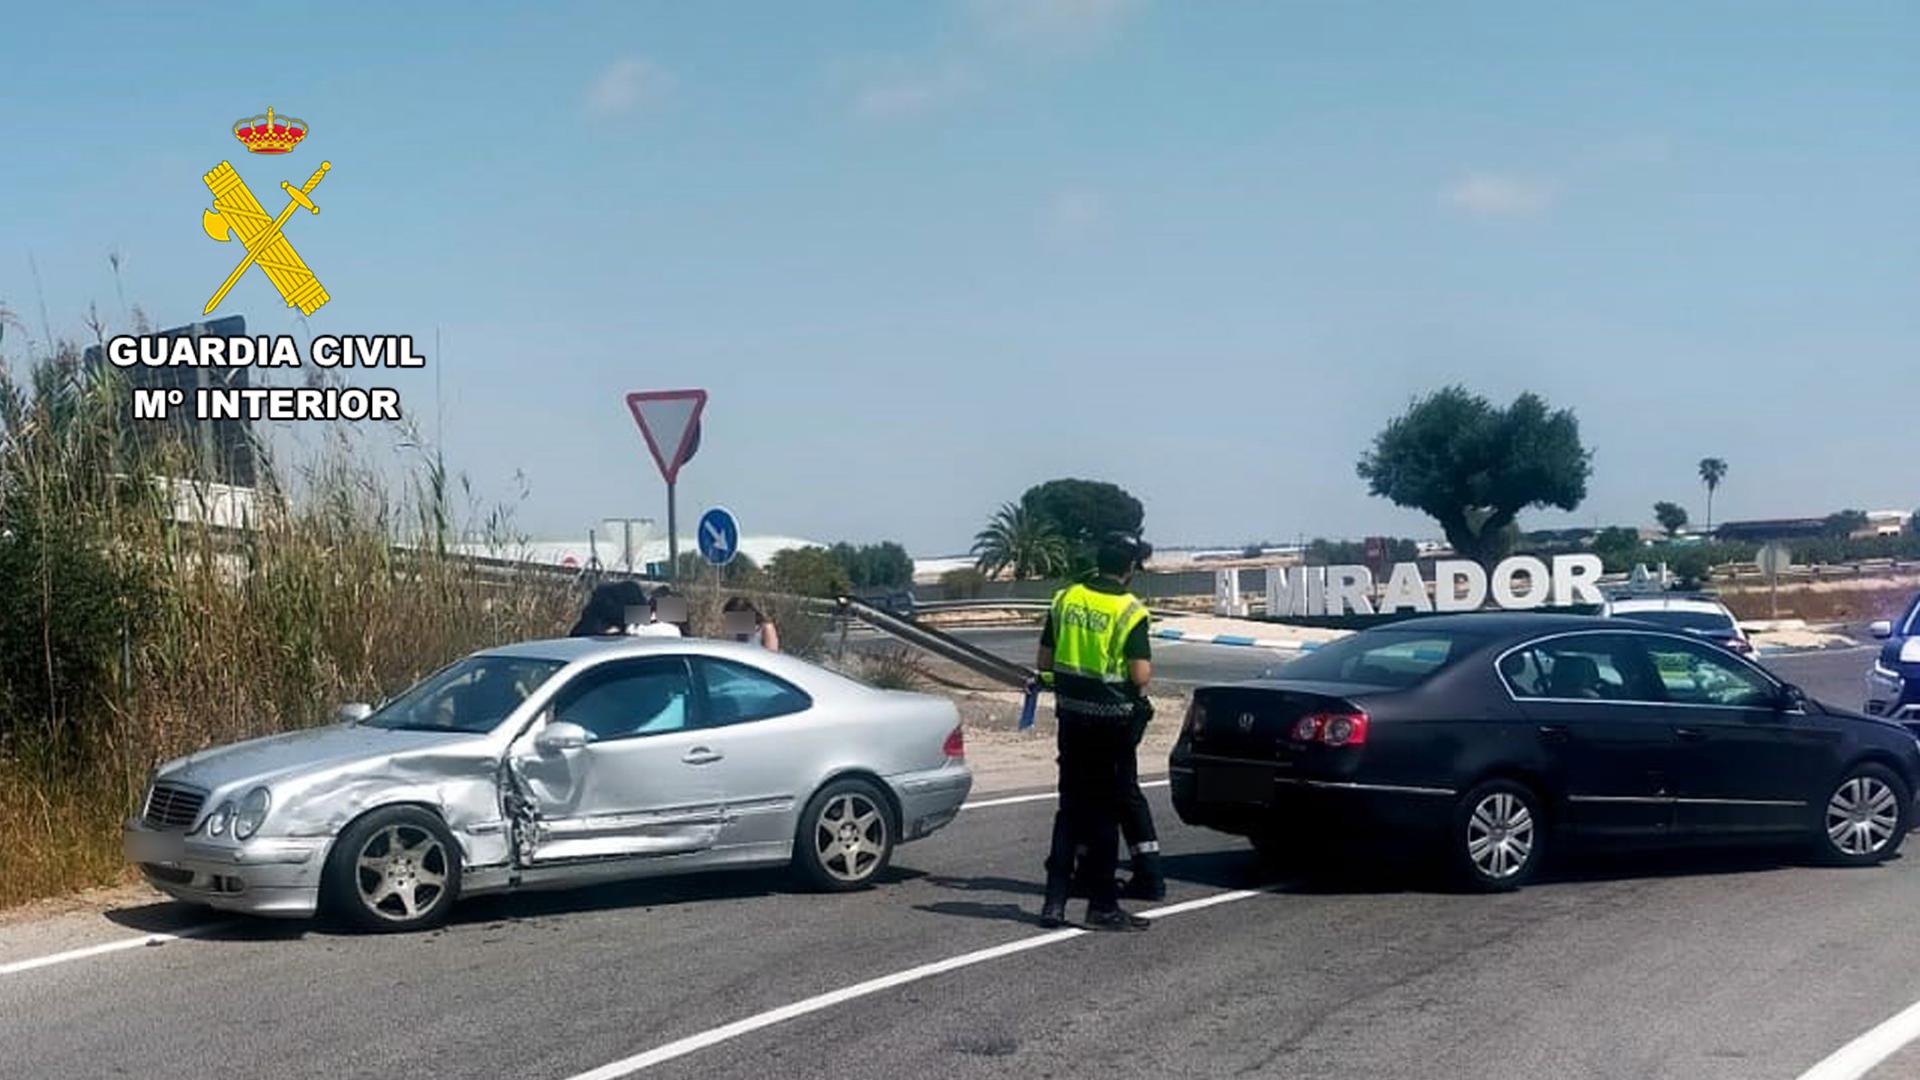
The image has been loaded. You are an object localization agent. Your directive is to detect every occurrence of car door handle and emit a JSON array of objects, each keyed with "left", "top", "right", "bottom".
[
  {"left": 682, "top": 747, "right": 724, "bottom": 765},
  {"left": 1675, "top": 727, "right": 1707, "bottom": 742},
  {"left": 1537, "top": 725, "right": 1571, "bottom": 745}
]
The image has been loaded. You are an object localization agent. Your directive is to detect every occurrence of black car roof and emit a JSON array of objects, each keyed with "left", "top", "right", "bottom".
[{"left": 1371, "top": 612, "right": 1616, "bottom": 639}]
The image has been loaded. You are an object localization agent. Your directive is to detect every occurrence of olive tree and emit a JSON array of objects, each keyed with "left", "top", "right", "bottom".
[{"left": 1356, "top": 387, "right": 1592, "bottom": 567}]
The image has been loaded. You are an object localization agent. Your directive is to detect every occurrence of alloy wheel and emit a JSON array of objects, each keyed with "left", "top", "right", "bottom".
[
  {"left": 814, "top": 792, "right": 887, "bottom": 884},
  {"left": 1827, "top": 776, "right": 1900, "bottom": 857},
  {"left": 355, "top": 823, "right": 450, "bottom": 922},
  {"left": 1466, "top": 791, "right": 1535, "bottom": 881}
]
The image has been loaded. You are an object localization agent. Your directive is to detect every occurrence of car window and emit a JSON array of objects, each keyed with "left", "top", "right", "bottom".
[
  {"left": 553, "top": 658, "right": 694, "bottom": 741},
  {"left": 1501, "top": 633, "right": 1662, "bottom": 703},
  {"left": 1277, "top": 630, "right": 1481, "bottom": 689},
  {"left": 1640, "top": 637, "right": 1776, "bottom": 708},
  {"left": 365, "top": 656, "right": 565, "bottom": 733},
  {"left": 698, "top": 659, "right": 811, "bottom": 726}
]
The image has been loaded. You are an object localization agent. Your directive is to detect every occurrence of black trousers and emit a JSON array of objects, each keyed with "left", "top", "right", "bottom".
[
  {"left": 1044, "top": 713, "right": 1133, "bottom": 910},
  {"left": 1120, "top": 714, "right": 1158, "bottom": 856}
]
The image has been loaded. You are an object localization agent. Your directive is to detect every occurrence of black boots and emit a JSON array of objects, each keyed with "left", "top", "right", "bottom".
[
  {"left": 1041, "top": 876, "right": 1149, "bottom": 931},
  {"left": 1085, "top": 907, "right": 1151, "bottom": 932},
  {"left": 1039, "top": 876, "right": 1070, "bottom": 928},
  {"left": 1120, "top": 851, "right": 1166, "bottom": 902}
]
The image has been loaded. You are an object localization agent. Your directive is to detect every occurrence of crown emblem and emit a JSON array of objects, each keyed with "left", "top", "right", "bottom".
[{"left": 232, "top": 106, "right": 308, "bottom": 154}]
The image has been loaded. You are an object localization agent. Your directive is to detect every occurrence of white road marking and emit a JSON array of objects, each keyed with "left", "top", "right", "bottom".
[
  {"left": 1797, "top": 998, "right": 1920, "bottom": 1080},
  {"left": 0, "top": 922, "right": 237, "bottom": 978},
  {"left": 563, "top": 888, "right": 1266, "bottom": 1079},
  {"left": 962, "top": 778, "right": 1169, "bottom": 811}
]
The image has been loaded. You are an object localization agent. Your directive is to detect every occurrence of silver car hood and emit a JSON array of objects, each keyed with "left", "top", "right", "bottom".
[{"left": 160, "top": 723, "right": 490, "bottom": 792}]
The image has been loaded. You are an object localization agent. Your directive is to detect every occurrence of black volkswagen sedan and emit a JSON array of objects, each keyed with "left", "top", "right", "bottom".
[{"left": 1170, "top": 614, "right": 1920, "bottom": 890}]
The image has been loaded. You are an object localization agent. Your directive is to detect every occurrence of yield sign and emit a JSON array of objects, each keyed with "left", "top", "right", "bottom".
[{"left": 625, "top": 389, "right": 707, "bottom": 485}]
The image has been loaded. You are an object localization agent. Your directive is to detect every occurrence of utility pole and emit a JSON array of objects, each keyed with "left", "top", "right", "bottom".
[{"left": 601, "top": 517, "right": 655, "bottom": 576}]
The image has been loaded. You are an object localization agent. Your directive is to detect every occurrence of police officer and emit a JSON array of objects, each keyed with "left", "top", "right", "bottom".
[
  {"left": 1117, "top": 679, "right": 1164, "bottom": 901},
  {"left": 1036, "top": 533, "right": 1155, "bottom": 931}
]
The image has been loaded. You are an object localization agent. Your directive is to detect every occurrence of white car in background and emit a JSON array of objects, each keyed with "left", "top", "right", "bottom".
[{"left": 1600, "top": 594, "right": 1754, "bottom": 656}]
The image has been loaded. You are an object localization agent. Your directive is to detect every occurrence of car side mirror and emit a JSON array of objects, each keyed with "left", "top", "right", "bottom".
[
  {"left": 1869, "top": 620, "right": 1894, "bottom": 640},
  {"left": 1778, "top": 684, "right": 1808, "bottom": 713},
  {"left": 337, "top": 702, "right": 373, "bottom": 724},
  {"left": 534, "top": 720, "right": 593, "bottom": 755}
]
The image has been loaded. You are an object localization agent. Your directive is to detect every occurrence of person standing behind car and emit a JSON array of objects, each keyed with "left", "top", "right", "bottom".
[
  {"left": 632, "top": 586, "right": 686, "bottom": 637},
  {"left": 570, "top": 580, "right": 648, "bottom": 637},
  {"left": 722, "top": 596, "right": 781, "bottom": 652},
  {"left": 1035, "top": 533, "right": 1155, "bottom": 932}
]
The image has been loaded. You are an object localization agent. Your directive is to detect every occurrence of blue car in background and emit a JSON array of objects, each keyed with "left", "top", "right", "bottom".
[{"left": 1866, "top": 593, "right": 1920, "bottom": 727}]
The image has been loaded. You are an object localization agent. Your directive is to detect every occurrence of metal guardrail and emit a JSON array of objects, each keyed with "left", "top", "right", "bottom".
[
  {"left": 910, "top": 599, "right": 1049, "bottom": 613},
  {"left": 830, "top": 596, "right": 1034, "bottom": 689}
]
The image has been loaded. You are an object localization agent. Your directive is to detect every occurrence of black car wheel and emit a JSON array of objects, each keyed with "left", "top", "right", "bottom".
[
  {"left": 793, "top": 777, "right": 896, "bottom": 892},
  {"left": 1448, "top": 780, "right": 1545, "bottom": 892},
  {"left": 1813, "top": 763, "right": 1910, "bottom": 867},
  {"left": 323, "top": 806, "right": 462, "bottom": 933}
]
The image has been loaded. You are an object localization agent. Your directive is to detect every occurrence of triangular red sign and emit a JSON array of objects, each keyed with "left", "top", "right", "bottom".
[{"left": 625, "top": 389, "right": 707, "bottom": 485}]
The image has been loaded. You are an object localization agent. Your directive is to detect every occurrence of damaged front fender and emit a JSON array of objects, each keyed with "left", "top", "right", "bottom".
[{"left": 227, "top": 741, "right": 515, "bottom": 873}]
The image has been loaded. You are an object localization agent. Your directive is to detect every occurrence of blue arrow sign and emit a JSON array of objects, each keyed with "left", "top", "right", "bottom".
[{"left": 697, "top": 506, "right": 740, "bottom": 567}]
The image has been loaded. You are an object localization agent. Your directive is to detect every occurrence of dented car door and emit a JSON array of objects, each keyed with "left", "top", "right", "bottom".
[{"left": 511, "top": 656, "right": 725, "bottom": 862}]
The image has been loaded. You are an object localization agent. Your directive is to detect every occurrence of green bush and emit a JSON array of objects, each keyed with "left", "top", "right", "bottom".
[
  {"left": 0, "top": 498, "right": 150, "bottom": 745},
  {"left": 767, "top": 546, "right": 853, "bottom": 598},
  {"left": 1661, "top": 546, "right": 1713, "bottom": 590},
  {"left": 827, "top": 541, "right": 914, "bottom": 590},
  {"left": 849, "top": 646, "right": 926, "bottom": 691},
  {"left": 1590, "top": 527, "right": 1643, "bottom": 574},
  {"left": 1301, "top": 537, "right": 1419, "bottom": 565},
  {"left": 674, "top": 549, "right": 760, "bottom": 585},
  {"left": 1786, "top": 532, "right": 1920, "bottom": 566}
]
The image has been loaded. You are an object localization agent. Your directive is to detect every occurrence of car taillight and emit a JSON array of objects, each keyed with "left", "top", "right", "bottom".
[
  {"left": 1182, "top": 700, "right": 1206, "bottom": 738},
  {"left": 1289, "top": 711, "right": 1370, "bottom": 747},
  {"left": 943, "top": 725, "right": 965, "bottom": 760}
]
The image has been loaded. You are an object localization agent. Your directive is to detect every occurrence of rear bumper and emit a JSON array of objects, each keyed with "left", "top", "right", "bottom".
[
  {"left": 890, "top": 762, "right": 973, "bottom": 841},
  {"left": 1170, "top": 758, "right": 1455, "bottom": 840},
  {"left": 123, "top": 819, "right": 329, "bottom": 918}
]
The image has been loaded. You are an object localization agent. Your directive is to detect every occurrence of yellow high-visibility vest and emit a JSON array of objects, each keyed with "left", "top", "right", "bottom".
[{"left": 1049, "top": 583, "right": 1148, "bottom": 716}]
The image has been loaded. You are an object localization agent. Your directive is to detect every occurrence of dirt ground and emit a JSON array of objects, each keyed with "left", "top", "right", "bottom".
[
  {"left": 1717, "top": 576, "right": 1920, "bottom": 623},
  {"left": 946, "top": 687, "right": 1185, "bottom": 795}
]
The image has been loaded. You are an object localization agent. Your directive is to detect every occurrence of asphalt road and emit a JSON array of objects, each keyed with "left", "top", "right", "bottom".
[{"left": 0, "top": 643, "right": 1901, "bottom": 1080}]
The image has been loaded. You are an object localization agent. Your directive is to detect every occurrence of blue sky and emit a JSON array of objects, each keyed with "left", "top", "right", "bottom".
[{"left": 2, "top": 1, "right": 1915, "bottom": 554}]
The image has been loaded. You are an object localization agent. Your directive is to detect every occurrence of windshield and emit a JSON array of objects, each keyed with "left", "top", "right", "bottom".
[
  {"left": 1270, "top": 628, "right": 1485, "bottom": 689},
  {"left": 363, "top": 656, "right": 566, "bottom": 733},
  {"left": 1615, "top": 609, "right": 1736, "bottom": 636}
]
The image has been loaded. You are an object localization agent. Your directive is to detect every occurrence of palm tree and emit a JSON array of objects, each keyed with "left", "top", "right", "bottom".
[
  {"left": 971, "top": 502, "right": 1067, "bottom": 580},
  {"left": 1698, "top": 457, "right": 1728, "bottom": 536}
]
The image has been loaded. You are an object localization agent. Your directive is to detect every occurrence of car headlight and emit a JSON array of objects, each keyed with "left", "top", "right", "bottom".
[
  {"left": 233, "top": 787, "right": 272, "bottom": 840},
  {"left": 204, "top": 801, "right": 234, "bottom": 837},
  {"left": 1874, "top": 660, "right": 1903, "bottom": 680}
]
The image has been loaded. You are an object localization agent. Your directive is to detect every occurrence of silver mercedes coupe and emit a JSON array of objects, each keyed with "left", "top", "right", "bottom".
[{"left": 123, "top": 636, "right": 972, "bottom": 931}]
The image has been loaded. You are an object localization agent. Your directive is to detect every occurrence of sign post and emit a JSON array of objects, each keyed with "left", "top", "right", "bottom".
[
  {"left": 698, "top": 506, "right": 740, "bottom": 603},
  {"left": 697, "top": 506, "right": 740, "bottom": 568},
  {"left": 1756, "top": 541, "right": 1793, "bottom": 620},
  {"left": 625, "top": 390, "right": 707, "bottom": 580}
]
